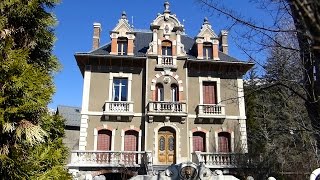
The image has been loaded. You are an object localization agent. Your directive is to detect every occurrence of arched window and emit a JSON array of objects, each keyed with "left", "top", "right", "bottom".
[
  {"left": 162, "top": 40, "right": 172, "bottom": 56},
  {"left": 156, "top": 83, "right": 164, "bottom": 101},
  {"left": 203, "top": 43, "right": 213, "bottom": 59},
  {"left": 117, "top": 37, "right": 128, "bottom": 55},
  {"left": 193, "top": 131, "right": 206, "bottom": 152},
  {"left": 124, "top": 130, "right": 139, "bottom": 151},
  {"left": 97, "top": 129, "right": 112, "bottom": 150},
  {"left": 218, "top": 132, "right": 231, "bottom": 153},
  {"left": 171, "top": 84, "right": 179, "bottom": 102}
]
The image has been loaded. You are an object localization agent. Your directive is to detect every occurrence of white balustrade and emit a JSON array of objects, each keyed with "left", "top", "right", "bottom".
[
  {"left": 69, "top": 151, "right": 152, "bottom": 167},
  {"left": 197, "top": 104, "right": 225, "bottom": 117},
  {"left": 104, "top": 101, "right": 134, "bottom": 113},
  {"left": 161, "top": 55, "right": 173, "bottom": 65},
  {"left": 148, "top": 101, "right": 186, "bottom": 114},
  {"left": 192, "top": 152, "right": 244, "bottom": 168}
]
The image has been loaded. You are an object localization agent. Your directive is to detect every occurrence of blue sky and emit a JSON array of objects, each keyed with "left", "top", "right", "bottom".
[{"left": 49, "top": 0, "right": 268, "bottom": 109}]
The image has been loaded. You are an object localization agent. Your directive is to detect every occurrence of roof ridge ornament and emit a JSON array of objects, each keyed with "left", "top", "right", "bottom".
[
  {"left": 204, "top": 17, "right": 209, "bottom": 25},
  {"left": 164, "top": 1, "right": 170, "bottom": 14},
  {"left": 121, "top": 11, "right": 127, "bottom": 20}
]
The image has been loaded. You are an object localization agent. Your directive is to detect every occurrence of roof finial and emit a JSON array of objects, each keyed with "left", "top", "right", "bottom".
[
  {"left": 204, "top": 17, "right": 209, "bottom": 24},
  {"left": 121, "top": 11, "right": 127, "bottom": 19},
  {"left": 164, "top": 1, "right": 170, "bottom": 13}
]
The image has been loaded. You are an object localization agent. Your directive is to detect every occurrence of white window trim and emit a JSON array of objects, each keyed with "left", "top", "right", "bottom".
[
  {"left": 94, "top": 127, "right": 116, "bottom": 151},
  {"left": 109, "top": 72, "right": 132, "bottom": 102},
  {"left": 199, "top": 77, "right": 221, "bottom": 104}
]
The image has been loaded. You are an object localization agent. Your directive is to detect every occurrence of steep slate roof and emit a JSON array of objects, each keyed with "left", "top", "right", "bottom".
[
  {"left": 56, "top": 105, "right": 81, "bottom": 127},
  {"left": 88, "top": 31, "right": 246, "bottom": 63}
]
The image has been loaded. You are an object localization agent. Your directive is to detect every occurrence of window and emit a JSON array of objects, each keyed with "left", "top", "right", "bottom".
[
  {"left": 156, "top": 83, "right": 164, "bottom": 101},
  {"left": 97, "top": 129, "right": 112, "bottom": 150},
  {"left": 193, "top": 131, "right": 206, "bottom": 152},
  {"left": 171, "top": 84, "right": 179, "bottom": 101},
  {"left": 162, "top": 40, "right": 172, "bottom": 56},
  {"left": 113, "top": 78, "right": 128, "bottom": 101},
  {"left": 218, "top": 132, "right": 231, "bottom": 153},
  {"left": 124, "top": 130, "right": 138, "bottom": 151},
  {"left": 203, "top": 82, "right": 217, "bottom": 104},
  {"left": 203, "top": 43, "right": 213, "bottom": 59},
  {"left": 117, "top": 38, "right": 128, "bottom": 55}
]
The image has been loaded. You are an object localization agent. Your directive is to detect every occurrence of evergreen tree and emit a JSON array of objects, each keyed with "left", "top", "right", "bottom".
[{"left": 0, "top": 0, "right": 70, "bottom": 179}]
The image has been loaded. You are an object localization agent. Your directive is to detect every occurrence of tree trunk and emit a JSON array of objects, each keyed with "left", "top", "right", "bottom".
[{"left": 289, "top": 0, "right": 320, "bottom": 155}]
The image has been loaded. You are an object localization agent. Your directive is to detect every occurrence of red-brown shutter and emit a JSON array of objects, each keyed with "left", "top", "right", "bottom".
[
  {"left": 193, "top": 132, "right": 206, "bottom": 152},
  {"left": 203, "top": 82, "right": 217, "bottom": 104},
  {"left": 124, "top": 130, "right": 138, "bottom": 151},
  {"left": 218, "top": 132, "right": 230, "bottom": 152},
  {"left": 97, "top": 130, "right": 112, "bottom": 150}
]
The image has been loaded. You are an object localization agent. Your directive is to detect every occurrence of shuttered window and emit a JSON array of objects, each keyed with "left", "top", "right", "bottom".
[
  {"left": 203, "top": 82, "right": 217, "bottom": 104},
  {"left": 97, "top": 130, "right": 112, "bottom": 150},
  {"left": 218, "top": 132, "right": 231, "bottom": 153},
  {"left": 124, "top": 130, "right": 138, "bottom": 151},
  {"left": 193, "top": 131, "right": 206, "bottom": 152}
]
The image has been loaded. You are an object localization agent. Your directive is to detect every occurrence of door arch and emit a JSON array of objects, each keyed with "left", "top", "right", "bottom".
[{"left": 158, "top": 127, "right": 176, "bottom": 164}]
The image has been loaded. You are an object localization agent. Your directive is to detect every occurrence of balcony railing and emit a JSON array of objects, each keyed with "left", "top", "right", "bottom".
[
  {"left": 192, "top": 152, "right": 249, "bottom": 168},
  {"left": 197, "top": 104, "right": 226, "bottom": 119},
  {"left": 161, "top": 55, "right": 173, "bottom": 65},
  {"left": 104, "top": 101, "right": 134, "bottom": 116},
  {"left": 68, "top": 151, "right": 152, "bottom": 168},
  {"left": 148, "top": 101, "right": 187, "bottom": 115}
]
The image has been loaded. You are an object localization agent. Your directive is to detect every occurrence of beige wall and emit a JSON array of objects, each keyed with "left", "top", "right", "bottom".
[
  {"left": 86, "top": 115, "right": 142, "bottom": 151},
  {"left": 88, "top": 68, "right": 143, "bottom": 113}
]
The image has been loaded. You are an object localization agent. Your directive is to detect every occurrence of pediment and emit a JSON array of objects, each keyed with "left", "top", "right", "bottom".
[
  {"left": 112, "top": 19, "right": 133, "bottom": 33},
  {"left": 197, "top": 19, "right": 217, "bottom": 38}
]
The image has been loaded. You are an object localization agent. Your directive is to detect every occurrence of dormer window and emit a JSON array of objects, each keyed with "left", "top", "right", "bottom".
[
  {"left": 117, "top": 38, "right": 128, "bottom": 55},
  {"left": 162, "top": 41, "right": 172, "bottom": 56},
  {"left": 203, "top": 43, "right": 213, "bottom": 60}
]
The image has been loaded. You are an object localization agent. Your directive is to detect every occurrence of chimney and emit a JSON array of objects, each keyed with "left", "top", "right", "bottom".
[
  {"left": 220, "top": 30, "right": 228, "bottom": 54},
  {"left": 92, "top": 22, "right": 101, "bottom": 50}
]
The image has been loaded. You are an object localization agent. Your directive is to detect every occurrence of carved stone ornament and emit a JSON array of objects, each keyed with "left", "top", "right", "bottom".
[{"left": 163, "top": 76, "right": 171, "bottom": 84}]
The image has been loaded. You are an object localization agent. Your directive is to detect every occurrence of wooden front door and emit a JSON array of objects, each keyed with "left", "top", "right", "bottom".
[{"left": 158, "top": 129, "right": 175, "bottom": 164}]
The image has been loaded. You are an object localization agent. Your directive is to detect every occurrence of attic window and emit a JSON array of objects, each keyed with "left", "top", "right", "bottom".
[
  {"left": 162, "top": 40, "right": 172, "bottom": 56},
  {"left": 203, "top": 43, "right": 213, "bottom": 59},
  {"left": 117, "top": 38, "right": 128, "bottom": 55}
]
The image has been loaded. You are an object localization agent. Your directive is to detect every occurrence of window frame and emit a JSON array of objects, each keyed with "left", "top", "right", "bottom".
[
  {"left": 156, "top": 83, "right": 164, "bottom": 101},
  {"left": 203, "top": 43, "right": 213, "bottom": 60},
  {"left": 199, "top": 77, "right": 221, "bottom": 105},
  {"left": 112, "top": 78, "right": 128, "bottom": 101},
  {"left": 109, "top": 73, "right": 132, "bottom": 102},
  {"left": 161, "top": 40, "right": 172, "bottom": 56},
  {"left": 171, "top": 84, "right": 179, "bottom": 102},
  {"left": 117, "top": 38, "right": 128, "bottom": 55}
]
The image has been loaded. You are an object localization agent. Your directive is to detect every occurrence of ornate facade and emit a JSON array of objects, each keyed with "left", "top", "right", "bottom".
[{"left": 68, "top": 2, "right": 254, "bottom": 179}]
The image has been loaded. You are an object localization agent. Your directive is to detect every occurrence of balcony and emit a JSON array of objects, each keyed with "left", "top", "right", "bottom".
[
  {"left": 68, "top": 151, "right": 152, "bottom": 168},
  {"left": 155, "top": 55, "right": 177, "bottom": 69},
  {"left": 192, "top": 152, "right": 250, "bottom": 169},
  {"left": 103, "top": 101, "right": 134, "bottom": 120},
  {"left": 147, "top": 101, "right": 187, "bottom": 123},
  {"left": 197, "top": 104, "right": 226, "bottom": 120}
]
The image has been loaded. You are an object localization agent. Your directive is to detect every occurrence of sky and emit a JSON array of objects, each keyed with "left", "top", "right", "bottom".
[{"left": 49, "top": 0, "right": 269, "bottom": 109}]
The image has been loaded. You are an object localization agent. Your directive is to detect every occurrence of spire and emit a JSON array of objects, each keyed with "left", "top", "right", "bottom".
[
  {"left": 203, "top": 17, "right": 209, "bottom": 25},
  {"left": 121, "top": 11, "right": 127, "bottom": 19},
  {"left": 164, "top": 1, "right": 170, "bottom": 13}
]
